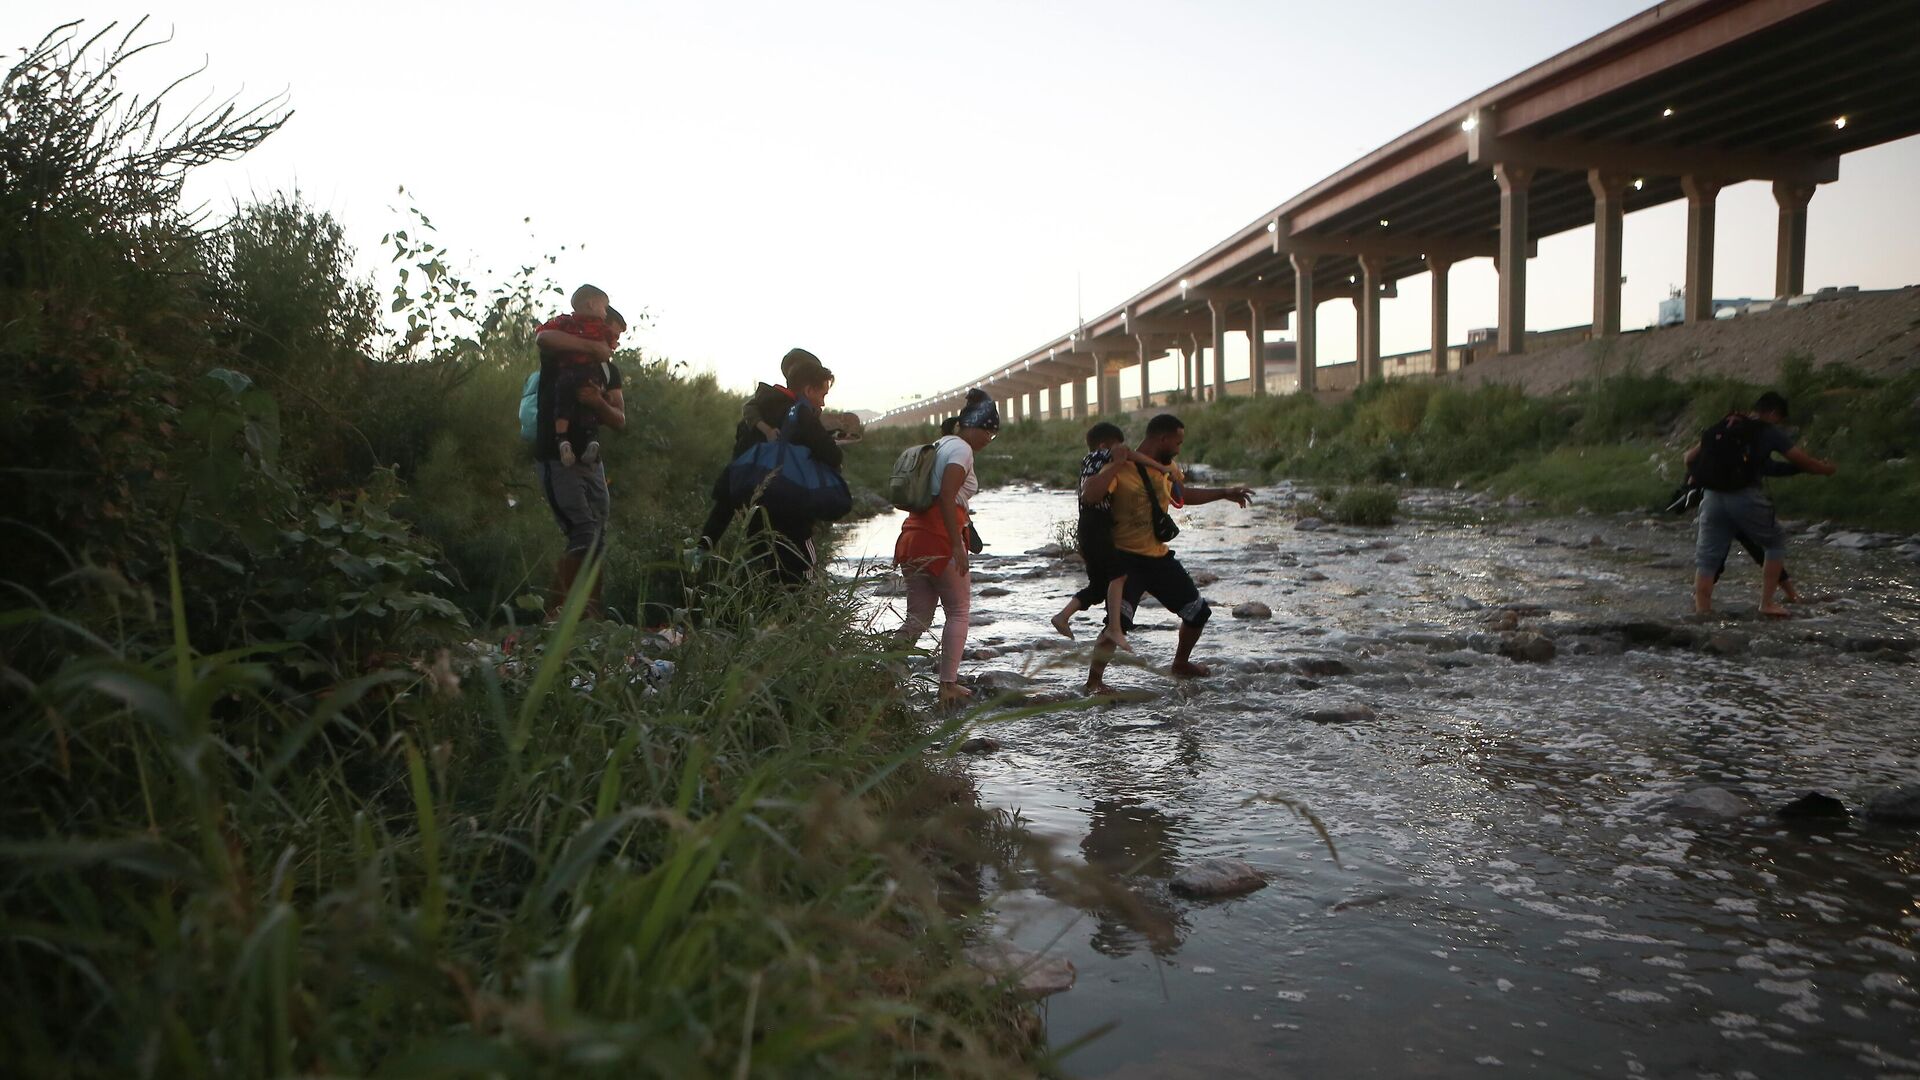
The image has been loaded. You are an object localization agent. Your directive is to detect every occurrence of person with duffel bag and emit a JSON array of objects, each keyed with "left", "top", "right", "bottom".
[{"left": 726, "top": 362, "right": 851, "bottom": 584}]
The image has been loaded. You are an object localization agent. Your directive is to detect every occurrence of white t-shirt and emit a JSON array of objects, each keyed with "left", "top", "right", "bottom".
[{"left": 929, "top": 435, "right": 978, "bottom": 508}]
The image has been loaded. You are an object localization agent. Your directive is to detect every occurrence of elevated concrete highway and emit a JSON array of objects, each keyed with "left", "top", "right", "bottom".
[{"left": 874, "top": 0, "right": 1920, "bottom": 429}]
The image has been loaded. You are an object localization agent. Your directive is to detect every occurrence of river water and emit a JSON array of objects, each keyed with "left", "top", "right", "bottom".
[{"left": 834, "top": 482, "right": 1920, "bottom": 1078}]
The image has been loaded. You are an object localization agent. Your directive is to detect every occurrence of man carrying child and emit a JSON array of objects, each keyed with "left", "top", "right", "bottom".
[
  {"left": 1084, "top": 414, "right": 1253, "bottom": 694},
  {"left": 1052, "top": 422, "right": 1170, "bottom": 653},
  {"left": 533, "top": 284, "right": 628, "bottom": 618}
]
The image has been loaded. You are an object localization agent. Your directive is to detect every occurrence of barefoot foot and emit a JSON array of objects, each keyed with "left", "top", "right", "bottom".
[
  {"left": 1170, "top": 660, "right": 1211, "bottom": 679},
  {"left": 1084, "top": 681, "right": 1121, "bottom": 697},
  {"left": 1760, "top": 604, "right": 1790, "bottom": 619},
  {"left": 1051, "top": 612, "right": 1076, "bottom": 639}
]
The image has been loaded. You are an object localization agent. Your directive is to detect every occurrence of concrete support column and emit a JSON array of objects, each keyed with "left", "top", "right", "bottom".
[
  {"left": 1426, "top": 254, "right": 1452, "bottom": 374},
  {"left": 1494, "top": 163, "right": 1534, "bottom": 354},
  {"left": 1047, "top": 383, "right": 1061, "bottom": 420},
  {"left": 1208, "top": 298, "right": 1231, "bottom": 401},
  {"left": 1773, "top": 180, "right": 1815, "bottom": 299},
  {"left": 1102, "top": 366, "right": 1121, "bottom": 414},
  {"left": 1027, "top": 388, "right": 1041, "bottom": 421},
  {"left": 1248, "top": 305, "right": 1268, "bottom": 396},
  {"left": 1007, "top": 393, "right": 1022, "bottom": 423},
  {"left": 1291, "top": 252, "right": 1318, "bottom": 393},
  {"left": 1357, "top": 255, "right": 1385, "bottom": 382},
  {"left": 1589, "top": 169, "right": 1630, "bottom": 336},
  {"left": 1070, "top": 374, "right": 1088, "bottom": 420},
  {"left": 1682, "top": 175, "right": 1723, "bottom": 324},
  {"left": 1136, "top": 337, "right": 1154, "bottom": 409}
]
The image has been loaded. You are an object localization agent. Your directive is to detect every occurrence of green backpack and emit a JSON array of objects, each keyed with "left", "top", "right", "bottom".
[{"left": 887, "top": 439, "right": 942, "bottom": 512}]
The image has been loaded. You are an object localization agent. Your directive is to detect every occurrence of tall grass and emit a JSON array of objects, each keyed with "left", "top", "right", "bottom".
[
  {"left": 2, "top": 553, "right": 1042, "bottom": 1076},
  {"left": 2, "top": 21, "right": 1053, "bottom": 1075}
]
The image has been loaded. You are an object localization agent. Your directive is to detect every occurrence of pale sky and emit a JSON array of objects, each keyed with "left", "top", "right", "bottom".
[{"left": 19, "top": 3, "right": 1920, "bottom": 412}]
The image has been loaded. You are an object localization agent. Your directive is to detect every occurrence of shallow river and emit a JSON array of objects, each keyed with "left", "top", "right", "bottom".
[{"left": 834, "top": 482, "right": 1920, "bottom": 1078}]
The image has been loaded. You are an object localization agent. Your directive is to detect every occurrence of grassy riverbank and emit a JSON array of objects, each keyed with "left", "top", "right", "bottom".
[
  {"left": 850, "top": 362, "right": 1920, "bottom": 532},
  {"left": 2, "top": 24, "right": 1041, "bottom": 1076}
]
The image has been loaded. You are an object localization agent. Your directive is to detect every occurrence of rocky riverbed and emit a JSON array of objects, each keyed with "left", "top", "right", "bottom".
[{"left": 835, "top": 482, "right": 1920, "bottom": 1077}]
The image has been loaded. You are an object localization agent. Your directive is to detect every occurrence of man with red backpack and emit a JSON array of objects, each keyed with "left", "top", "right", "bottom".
[{"left": 1683, "top": 391, "right": 1835, "bottom": 617}]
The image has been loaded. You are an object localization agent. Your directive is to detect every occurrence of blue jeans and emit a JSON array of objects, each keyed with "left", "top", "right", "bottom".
[{"left": 1695, "top": 487, "right": 1784, "bottom": 575}]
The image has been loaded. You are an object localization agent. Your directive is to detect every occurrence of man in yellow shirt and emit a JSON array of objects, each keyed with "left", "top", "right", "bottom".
[{"left": 1086, "top": 413, "right": 1253, "bottom": 691}]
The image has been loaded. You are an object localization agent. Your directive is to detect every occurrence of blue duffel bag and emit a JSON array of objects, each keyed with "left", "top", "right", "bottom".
[{"left": 726, "top": 438, "right": 853, "bottom": 522}]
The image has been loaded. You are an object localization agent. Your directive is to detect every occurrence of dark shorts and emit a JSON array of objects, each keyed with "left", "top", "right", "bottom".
[
  {"left": 1074, "top": 513, "right": 1125, "bottom": 608},
  {"left": 537, "top": 459, "right": 609, "bottom": 556},
  {"left": 1117, "top": 550, "right": 1211, "bottom": 630}
]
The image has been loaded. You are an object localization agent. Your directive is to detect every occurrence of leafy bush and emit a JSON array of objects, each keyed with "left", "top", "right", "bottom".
[{"left": 1329, "top": 484, "right": 1399, "bottom": 526}]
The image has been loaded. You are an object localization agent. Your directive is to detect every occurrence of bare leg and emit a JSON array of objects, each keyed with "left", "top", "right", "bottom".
[
  {"left": 1170, "top": 621, "right": 1209, "bottom": 678},
  {"left": 1760, "top": 559, "right": 1788, "bottom": 618},
  {"left": 1101, "top": 574, "right": 1131, "bottom": 653},
  {"left": 1086, "top": 638, "right": 1117, "bottom": 695},
  {"left": 1693, "top": 572, "right": 1715, "bottom": 615},
  {"left": 1780, "top": 569, "right": 1801, "bottom": 604},
  {"left": 1051, "top": 597, "right": 1082, "bottom": 639}
]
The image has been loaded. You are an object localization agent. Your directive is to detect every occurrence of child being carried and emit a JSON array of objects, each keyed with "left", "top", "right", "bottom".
[{"left": 537, "top": 285, "right": 625, "bottom": 466}]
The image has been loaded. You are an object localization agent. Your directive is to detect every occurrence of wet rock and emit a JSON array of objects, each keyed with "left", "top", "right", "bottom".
[
  {"left": 1843, "top": 636, "right": 1918, "bottom": 654},
  {"left": 1300, "top": 570, "right": 1329, "bottom": 582},
  {"left": 873, "top": 576, "right": 908, "bottom": 597},
  {"left": 1502, "top": 494, "right": 1534, "bottom": 509},
  {"left": 968, "top": 670, "right": 1036, "bottom": 695},
  {"left": 1826, "top": 531, "right": 1881, "bottom": 549},
  {"left": 1485, "top": 610, "right": 1521, "bottom": 633},
  {"left": 1657, "top": 786, "right": 1752, "bottom": 821},
  {"left": 1587, "top": 535, "right": 1608, "bottom": 548},
  {"left": 1232, "top": 601, "right": 1272, "bottom": 619},
  {"left": 1292, "top": 677, "right": 1323, "bottom": 690},
  {"left": 1027, "top": 542, "right": 1072, "bottom": 558},
  {"left": 1294, "top": 657, "right": 1353, "bottom": 677},
  {"left": 954, "top": 735, "right": 1002, "bottom": 755},
  {"left": 1562, "top": 636, "right": 1627, "bottom": 657},
  {"left": 1390, "top": 630, "right": 1464, "bottom": 651},
  {"left": 1704, "top": 631, "right": 1750, "bottom": 656},
  {"left": 1302, "top": 703, "right": 1376, "bottom": 724},
  {"left": 1864, "top": 783, "right": 1920, "bottom": 824},
  {"left": 965, "top": 647, "right": 1001, "bottom": 661},
  {"left": 964, "top": 941, "right": 1076, "bottom": 996},
  {"left": 1447, "top": 595, "right": 1485, "bottom": 612},
  {"left": 977, "top": 585, "right": 1013, "bottom": 598},
  {"left": 1191, "top": 570, "right": 1221, "bottom": 587},
  {"left": 1465, "top": 632, "right": 1502, "bottom": 654},
  {"left": 1776, "top": 791, "right": 1849, "bottom": 821},
  {"left": 1171, "top": 858, "right": 1269, "bottom": 899},
  {"left": 1295, "top": 517, "right": 1327, "bottom": 532},
  {"left": 1378, "top": 551, "right": 1409, "bottom": 564},
  {"left": 1498, "top": 632, "right": 1557, "bottom": 664}
]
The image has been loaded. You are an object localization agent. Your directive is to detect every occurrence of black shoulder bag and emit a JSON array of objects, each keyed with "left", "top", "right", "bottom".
[{"left": 1137, "top": 465, "right": 1180, "bottom": 544}]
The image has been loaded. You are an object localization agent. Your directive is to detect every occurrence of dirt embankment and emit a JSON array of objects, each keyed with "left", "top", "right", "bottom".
[{"left": 1450, "top": 286, "right": 1920, "bottom": 394}]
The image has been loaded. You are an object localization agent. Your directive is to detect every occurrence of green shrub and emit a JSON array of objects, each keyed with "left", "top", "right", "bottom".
[{"left": 1330, "top": 484, "right": 1398, "bottom": 526}]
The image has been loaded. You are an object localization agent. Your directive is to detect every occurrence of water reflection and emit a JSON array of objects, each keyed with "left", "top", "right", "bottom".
[{"left": 1078, "top": 797, "right": 1188, "bottom": 958}]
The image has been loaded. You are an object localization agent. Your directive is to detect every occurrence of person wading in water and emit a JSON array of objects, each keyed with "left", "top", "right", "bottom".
[
  {"left": 892, "top": 389, "right": 997, "bottom": 707},
  {"left": 1084, "top": 413, "right": 1252, "bottom": 694}
]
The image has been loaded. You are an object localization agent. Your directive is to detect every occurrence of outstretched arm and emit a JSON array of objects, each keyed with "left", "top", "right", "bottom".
[
  {"left": 1183, "top": 485, "right": 1254, "bottom": 508},
  {"left": 537, "top": 330, "right": 612, "bottom": 360},
  {"left": 1782, "top": 446, "right": 1836, "bottom": 476}
]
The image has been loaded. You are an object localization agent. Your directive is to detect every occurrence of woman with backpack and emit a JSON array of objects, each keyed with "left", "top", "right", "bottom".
[{"left": 892, "top": 389, "right": 998, "bottom": 707}]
